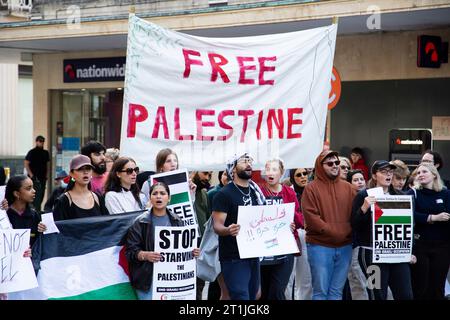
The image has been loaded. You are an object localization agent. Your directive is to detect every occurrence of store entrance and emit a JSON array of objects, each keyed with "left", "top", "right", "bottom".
[{"left": 50, "top": 88, "right": 123, "bottom": 181}]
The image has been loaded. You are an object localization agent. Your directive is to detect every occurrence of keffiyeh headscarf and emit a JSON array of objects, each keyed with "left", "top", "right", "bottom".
[{"left": 226, "top": 153, "right": 266, "bottom": 205}]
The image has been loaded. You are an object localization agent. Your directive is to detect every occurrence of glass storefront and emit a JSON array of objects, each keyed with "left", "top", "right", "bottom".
[{"left": 49, "top": 88, "right": 123, "bottom": 183}]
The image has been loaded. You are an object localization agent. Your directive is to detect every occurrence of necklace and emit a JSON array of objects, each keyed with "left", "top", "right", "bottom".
[{"left": 232, "top": 182, "right": 252, "bottom": 206}]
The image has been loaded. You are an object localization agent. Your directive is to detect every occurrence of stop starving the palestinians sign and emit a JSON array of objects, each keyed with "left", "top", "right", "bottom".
[
  {"left": 120, "top": 15, "right": 337, "bottom": 170},
  {"left": 371, "top": 195, "right": 413, "bottom": 263}
]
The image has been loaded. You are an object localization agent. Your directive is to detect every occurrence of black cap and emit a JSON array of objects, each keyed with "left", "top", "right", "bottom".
[{"left": 371, "top": 160, "right": 397, "bottom": 174}]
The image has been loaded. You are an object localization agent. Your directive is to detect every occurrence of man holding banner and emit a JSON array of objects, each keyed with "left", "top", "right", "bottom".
[{"left": 212, "top": 153, "right": 266, "bottom": 300}]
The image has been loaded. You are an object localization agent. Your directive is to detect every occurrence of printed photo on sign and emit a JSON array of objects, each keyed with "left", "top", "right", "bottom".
[
  {"left": 152, "top": 226, "right": 197, "bottom": 300},
  {"left": 371, "top": 195, "right": 413, "bottom": 263},
  {"left": 150, "top": 169, "right": 198, "bottom": 228},
  {"left": 236, "top": 203, "right": 299, "bottom": 259}
]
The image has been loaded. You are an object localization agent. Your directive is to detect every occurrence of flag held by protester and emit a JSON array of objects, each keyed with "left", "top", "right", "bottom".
[{"left": 24, "top": 212, "right": 144, "bottom": 300}]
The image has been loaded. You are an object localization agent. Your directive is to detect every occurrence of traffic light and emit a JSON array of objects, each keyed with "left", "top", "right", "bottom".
[{"left": 417, "top": 35, "right": 448, "bottom": 68}]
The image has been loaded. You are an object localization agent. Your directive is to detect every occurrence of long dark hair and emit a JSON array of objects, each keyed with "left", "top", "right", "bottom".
[
  {"left": 5, "top": 175, "right": 29, "bottom": 206},
  {"left": 289, "top": 168, "right": 306, "bottom": 195},
  {"left": 104, "top": 157, "right": 142, "bottom": 206}
]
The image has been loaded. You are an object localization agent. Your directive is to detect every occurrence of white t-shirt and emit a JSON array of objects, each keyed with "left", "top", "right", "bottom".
[{"left": 105, "top": 190, "right": 146, "bottom": 214}]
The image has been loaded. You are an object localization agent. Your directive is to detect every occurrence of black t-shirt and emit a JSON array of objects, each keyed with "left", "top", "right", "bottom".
[
  {"left": 25, "top": 147, "right": 50, "bottom": 180},
  {"left": 7, "top": 206, "right": 41, "bottom": 247},
  {"left": 212, "top": 182, "right": 259, "bottom": 261}
]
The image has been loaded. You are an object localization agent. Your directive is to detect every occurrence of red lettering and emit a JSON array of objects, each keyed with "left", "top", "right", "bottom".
[
  {"left": 183, "top": 49, "right": 203, "bottom": 78},
  {"left": 258, "top": 57, "right": 276, "bottom": 85},
  {"left": 238, "top": 110, "right": 255, "bottom": 142},
  {"left": 256, "top": 110, "right": 264, "bottom": 140},
  {"left": 267, "top": 109, "right": 284, "bottom": 139},
  {"left": 151, "top": 106, "right": 169, "bottom": 139},
  {"left": 217, "top": 110, "right": 235, "bottom": 141},
  {"left": 196, "top": 109, "right": 215, "bottom": 141},
  {"left": 287, "top": 108, "right": 303, "bottom": 139},
  {"left": 208, "top": 53, "right": 230, "bottom": 83},
  {"left": 127, "top": 104, "right": 148, "bottom": 138},
  {"left": 174, "top": 108, "right": 194, "bottom": 140},
  {"left": 237, "top": 57, "right": 256, "bottom": 85}
]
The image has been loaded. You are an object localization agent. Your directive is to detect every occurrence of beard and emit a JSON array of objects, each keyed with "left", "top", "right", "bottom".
[
  {"left": 236, "top": 168, "right": 252, "bottom": 180},
  {"left": 93, "top": 163, "right": 106, "bottom": 175},
  {"left": 193, "top": 175, "right": 211, "bottom": 190}
]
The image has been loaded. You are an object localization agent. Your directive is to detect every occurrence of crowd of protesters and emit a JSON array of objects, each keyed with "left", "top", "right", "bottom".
[{"left": 1, "top": 138, "right": 449, "bottom": 301}]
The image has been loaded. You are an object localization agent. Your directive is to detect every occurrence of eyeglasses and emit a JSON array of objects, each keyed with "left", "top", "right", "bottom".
[
  {"left": 378, "top": 169, "right": 394, "bottom": 175},
  {"left": 120, "top": 167, "right": 139, "bottom": 175},
  {"left": 295, "top": 172, "right": 308, "bottom": 177},
  {"left": 323, "top": 160, "right": 340, "bottom": 167},
  {"left": 340, "top": 165, "right": 350, "bottom": 170},
  {"left": 421, "top": 159, "right": 434, "bottom": 164}
]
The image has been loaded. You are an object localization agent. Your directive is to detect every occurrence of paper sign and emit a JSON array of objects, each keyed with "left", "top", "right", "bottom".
[
  {"left": 41, "top": 213, "right": 60, "bottom": 234},
  {"left": 0, "top": 229, "right": 38, "bottom": 293},
  {"left": 152, "top": 226, "right": 197, "bottom": 300},
  {"left": 237, "top": 203, "right": 299, "bottom": 259},
  {"left": 367, "top": 187, "right": 384, "bottom": 197}
]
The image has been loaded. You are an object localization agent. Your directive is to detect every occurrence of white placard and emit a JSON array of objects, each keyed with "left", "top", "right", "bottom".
[
  {"left": 152, "top": 226, "right": 197, "bottom": 300},
  {"left": 237, "top": 203, "right": 299, "bottom": 259}
]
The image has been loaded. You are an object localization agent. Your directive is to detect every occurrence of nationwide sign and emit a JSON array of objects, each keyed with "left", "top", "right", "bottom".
[{"left": 63, "top": 57, "right": 126, "bottom": 83}]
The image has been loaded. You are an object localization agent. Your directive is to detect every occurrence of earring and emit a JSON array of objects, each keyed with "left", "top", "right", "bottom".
[{"left": 71, "top": 177, "right": 75, "bottom": 182}]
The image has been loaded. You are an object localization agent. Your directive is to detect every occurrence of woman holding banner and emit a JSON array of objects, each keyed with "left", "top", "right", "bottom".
[
  {"left": 409, "top": 163, "right": 450, "bottom": 300},
  {"left": 104, "top": 157, "right": 146, "bottom": 214},
  {"left": 351, "top": 160, "right": 413, "bottom": 300},
  {"left": 125, "top": 182, "right": 200, "bottom": 300},
  {"left": 258, "top": 158, "right": 303, "bottom": 300}
]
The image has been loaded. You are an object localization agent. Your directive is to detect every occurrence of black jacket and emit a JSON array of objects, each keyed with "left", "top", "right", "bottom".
[
  {"left": 352, "top": 187, "right": 403, "bottom": 247},
  {"left": 124, "top": 209, "right": 183, "bottom": 291}
]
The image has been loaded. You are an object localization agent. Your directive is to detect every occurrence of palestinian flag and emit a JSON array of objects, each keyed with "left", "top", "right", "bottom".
[
  {"left": 374, "top": 201, "right": 412, "bottom": 224},
  {"left": 22, "top": 211, "right": 144, "bottom": 300},
  {"left": 151, "top": 170, "right": 190, "bottom": 206}
]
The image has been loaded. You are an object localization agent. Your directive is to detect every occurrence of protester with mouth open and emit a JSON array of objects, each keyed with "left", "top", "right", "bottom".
[
  {"left": 125, "top": 182, "right": 200, "bottom": 300},
  {"left": 53, "top": 154, "right": 109, "bottom": 220},
  {"left": 258, "top": 158, "right": 302, "bottom": 300},
  {"left": 351, "top": 160, "right": 413, "bottom": 300}
]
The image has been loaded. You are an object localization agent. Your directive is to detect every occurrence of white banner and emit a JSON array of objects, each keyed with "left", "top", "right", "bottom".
[
  {"left": 371, "top": 195, "right": 413, "bottom": 263},
  {"left": 0, "top": 229, "right": 38, "bottom": 293},
  {"left": 120, "top": 15, "right": 337, "bottom": 170},
  {"left": 237, "top": 203, "right": 299, "bottom": 259},
  {"left": 152, "top": 226, "right": 197, "bottom": 300}
]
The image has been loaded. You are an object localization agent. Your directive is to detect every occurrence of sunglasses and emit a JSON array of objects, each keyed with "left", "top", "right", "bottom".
[
  {"left": 295, "top": 172, "right": 308, "bottom": 177},
  {"left": 120, "top": 167, "right": 140, "bottom": 175},
  {"left": 340, "top": 165, "right": 350, "bottom": 170},
  {"left": 323, "top": 160, "right": 341, "bottom": 167}
]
